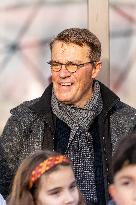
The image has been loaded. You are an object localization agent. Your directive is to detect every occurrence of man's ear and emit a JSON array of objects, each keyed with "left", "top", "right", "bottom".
[
  {"left": 109, "top": 184, "right": 117, "bottom": 201},
  {"left": 92, "top": 61, "right": 102, "bottom": 79}
]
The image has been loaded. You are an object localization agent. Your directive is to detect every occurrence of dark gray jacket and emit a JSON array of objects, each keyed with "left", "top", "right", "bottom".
[{"left": 0, "top": 82, "right": 136, "bottom": 203}]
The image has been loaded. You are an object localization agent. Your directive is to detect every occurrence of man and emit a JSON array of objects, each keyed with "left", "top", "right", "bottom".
[{"left": 0, "top": 28, "right": 136, "bottom": 205}]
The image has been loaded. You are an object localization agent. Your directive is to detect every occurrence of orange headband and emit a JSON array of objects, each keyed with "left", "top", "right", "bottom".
[{"left": 29, "top": 155, "right": 70, "bottom": 189}]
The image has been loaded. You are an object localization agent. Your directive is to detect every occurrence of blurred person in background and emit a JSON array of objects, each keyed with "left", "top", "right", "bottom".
[
  {"left": 108, "top": 134, "right": 136, "bottom": 205},
  {"left": 7, "top": 150, "right": 85, "bottom": 205},
  {"left": 0, "top": 28, "right": 136, "bottom": 205}
]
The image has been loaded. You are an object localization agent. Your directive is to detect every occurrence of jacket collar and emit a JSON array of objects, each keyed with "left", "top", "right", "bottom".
[
  {"left": 98, "top": 81, "right": 120, "bottom": 118},
  {"left": 30, "top": 83, "right": 54, "bottom": 131},
  {"left": 30, "top": 83, "right": 53, "bottom": 114}
]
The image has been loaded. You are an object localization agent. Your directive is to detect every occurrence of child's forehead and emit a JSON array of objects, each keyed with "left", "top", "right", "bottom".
[
  {"left": 39, "top": 166, "right": 75, "bottom": 190},
  {"left": 114, "top": 164, "right": 136, "bottom": 181}
]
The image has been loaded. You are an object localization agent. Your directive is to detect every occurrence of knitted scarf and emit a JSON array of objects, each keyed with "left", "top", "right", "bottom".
[{"left": 51, "top": 80, "right": 103, "bottom": 204}]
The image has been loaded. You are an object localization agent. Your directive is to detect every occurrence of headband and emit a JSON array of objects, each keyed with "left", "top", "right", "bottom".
[{"left": 29, "top": 155, "right": 70, "bottom": 188}]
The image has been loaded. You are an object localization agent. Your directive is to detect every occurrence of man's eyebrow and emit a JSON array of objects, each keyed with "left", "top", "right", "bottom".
[
  {"left": 50, "top": 60, "right": 79, "bottom": 64},
  {"left": 66, "top": 61, "right": 83, "bottom": 64}
]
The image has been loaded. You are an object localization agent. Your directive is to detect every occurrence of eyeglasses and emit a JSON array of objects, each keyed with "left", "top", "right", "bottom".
[{"left": 47, "top": 60, "right": 95, "bottom": 73}]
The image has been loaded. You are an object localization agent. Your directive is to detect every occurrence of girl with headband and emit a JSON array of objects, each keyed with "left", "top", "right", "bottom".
[{"left": 7, "top": 150, "right": 86, "bottom": 205}]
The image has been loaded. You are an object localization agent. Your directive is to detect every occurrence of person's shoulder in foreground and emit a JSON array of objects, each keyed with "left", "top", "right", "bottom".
[
  {"left": 0, "top": 194, "right": 6, "bottom": 205},
  {"left": 108, "top": 133, "right": 136, "bottom": 205}
]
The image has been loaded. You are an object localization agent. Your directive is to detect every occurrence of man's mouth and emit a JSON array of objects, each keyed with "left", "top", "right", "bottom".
[{"left": 59, "top": 82, "right": 73, "bottom": 86}]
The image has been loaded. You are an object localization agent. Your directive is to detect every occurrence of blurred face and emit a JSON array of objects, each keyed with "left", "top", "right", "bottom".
[
  {"left": 37, "top": 166, "right": 79, "bottom": 205},
  {"left": 51, "top": 41, "right": 101, "bottom": 108},
  {"left": 109, "top": 165, "right": 136, "bottom": 205}
]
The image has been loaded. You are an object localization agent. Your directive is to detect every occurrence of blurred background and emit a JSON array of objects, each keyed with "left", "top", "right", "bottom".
[{"left": 0, "top": 0, "right": 136, "bottom": 133}]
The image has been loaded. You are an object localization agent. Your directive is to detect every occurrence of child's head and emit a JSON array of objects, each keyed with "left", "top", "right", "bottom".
[
  {"left": 8, "top": 150, "right": 84, "bottom": 205},
  {"left": 109, "top": 134, "right": 136, "bottom": 205}
]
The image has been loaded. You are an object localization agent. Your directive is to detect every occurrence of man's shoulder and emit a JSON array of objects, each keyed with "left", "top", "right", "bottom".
[
  {"left": 98, "top": 80, "right": 136, "bottom": 120},
  {"left": 9, "top": 98, "right": 41, "bottom": 124},
  {"left": 10, "top": 98, "right": 39, "bottom": 114},
  {"left": 111, "top": 101, "right": 136, "bottom": 147},
  {"left": 10, "top": 83, "right": 52, "bottom": 114},
  {"left": 111, "top": 101, "right": 136, "bottom": 129},
  {"left": 113, "top": 100, "right": 136, "bottom": 119}
]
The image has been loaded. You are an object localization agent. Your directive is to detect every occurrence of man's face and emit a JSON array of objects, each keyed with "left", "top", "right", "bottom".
[
  {"left": 51, "top": 41, "right": 101, "bottom": 108},
  {"left": 109, "top": 165, "right": 136, "bottom": 205}
]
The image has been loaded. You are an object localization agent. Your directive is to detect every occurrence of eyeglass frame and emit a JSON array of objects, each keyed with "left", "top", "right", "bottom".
[{"left": 47, "top": 60, "right": 96, "bottom": 73}]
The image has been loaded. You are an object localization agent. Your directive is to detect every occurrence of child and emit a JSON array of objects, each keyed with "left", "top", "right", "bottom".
[
  {"left": 108, "top": 134, "right": 136, "bottom": 205},
  {"left": 7, "top": 150, "right": 85, "bottom": 205}
]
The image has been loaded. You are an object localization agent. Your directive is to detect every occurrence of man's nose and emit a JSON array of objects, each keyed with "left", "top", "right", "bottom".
[{"left": 59, "top": 65, "right": 71, "bottom": 78}]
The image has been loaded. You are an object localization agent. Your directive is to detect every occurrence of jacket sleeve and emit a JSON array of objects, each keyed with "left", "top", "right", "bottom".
[{"left": 0, "top": 115, "right": 24, "bottom": 198}]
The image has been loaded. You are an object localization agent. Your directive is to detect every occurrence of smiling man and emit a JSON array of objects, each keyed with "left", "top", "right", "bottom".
[
  {"left": 0, "top": 28, "right": 136, "bottom": 205},
  {"left": 50, "top": 40, "right": 100, "bottom": 108}
]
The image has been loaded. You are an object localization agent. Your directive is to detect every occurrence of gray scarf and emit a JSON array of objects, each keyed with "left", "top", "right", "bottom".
[
  {"left": 51, "top": 80, "right": 103, "bottom": 204},
  {"left": 51, "top": 81, "right": 103, "bottom": 140}
]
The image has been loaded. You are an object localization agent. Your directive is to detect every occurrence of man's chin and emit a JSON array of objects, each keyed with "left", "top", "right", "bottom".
[{"left": 55, "top": 95, "right": 73, "bottom": 105}]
